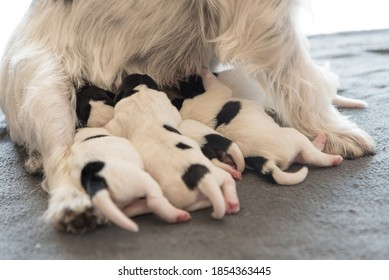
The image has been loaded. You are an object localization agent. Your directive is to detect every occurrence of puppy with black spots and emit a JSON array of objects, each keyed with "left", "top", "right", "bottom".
[
  {"left": 68, "top": 127, "right": 191, "bottom": 232},
  {"left": 105, "top": 74, "right": 240, "bottom": 219},
  {"left": 180, "top": 70, "right": 343, "bottom": 185},
  {"left": 178, "top": 119, "right": 245, "bottom": 180},
  {"left": 76, "top": 84, "right": 115, "bottom": 128}
]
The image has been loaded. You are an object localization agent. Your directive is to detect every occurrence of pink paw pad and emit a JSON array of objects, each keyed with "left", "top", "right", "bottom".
[
  {"left": 312, "top": 133, "right": 327, "bottom": 150},
  {"left": 176, "top": 212, "right": 191, "bottom": 223},
  {"left": 332, "top": 155, "right": 343, "bottom": 166},
  {"left": 226, "top": 202, "right": 240, "bottom": 214},
  {"left": 231, "top": 170, "right": 242, "bottom": 180}
]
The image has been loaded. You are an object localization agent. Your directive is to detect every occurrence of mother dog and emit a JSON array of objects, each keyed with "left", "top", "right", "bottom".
[{"left": 0, "top": 0, "right": 374, "bottom": 232}]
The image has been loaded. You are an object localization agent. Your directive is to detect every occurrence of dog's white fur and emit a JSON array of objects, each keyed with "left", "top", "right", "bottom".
[
  {"left": 105, "top": 83, "right": 240, "bottom": 219},
  {"left": 68, "top": 127, "right": 190, "bottom": 232},
  {"left": 217, "top": 68, "right": 369, "bottom": 110},
  {"left": 0, "top": 0, "right": 374, "bottom": 231},
  {"left": 180, "top": 70, "right": 343, "bottom": 185}
]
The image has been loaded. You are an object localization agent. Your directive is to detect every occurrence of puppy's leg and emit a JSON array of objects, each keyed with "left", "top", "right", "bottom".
[
  {"left": 141, "top": 173, "right": 191, "bottom": 223},
  {"left": 289, "top": 129, "right": 343, "bottom": 167},
  {"left": 311, "top": 133, "right": 327, "bottom": 152},
  {"left": 219, "top": 174, "right": 240, "bottom": 215}
]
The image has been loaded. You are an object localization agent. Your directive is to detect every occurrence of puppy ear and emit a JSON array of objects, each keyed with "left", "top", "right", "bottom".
[{"left": 115, "top": 74, "right": 159, "bottom": 104}]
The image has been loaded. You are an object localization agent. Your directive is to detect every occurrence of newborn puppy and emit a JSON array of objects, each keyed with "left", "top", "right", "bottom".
[
  {"left": 105, "top": 74, "right": 240, "bottom": 219},
  {"left": 178, "top": 119, "right": 245, "bottom": 180},
  {"left": 180, "top": 70, "right": 343, "bottom": 185},
  {"left": 68, "top": 127, "right": 190, "bottom": 232},
  {"left": 76, "top": 85, "right": 115, "bottom": 128}
]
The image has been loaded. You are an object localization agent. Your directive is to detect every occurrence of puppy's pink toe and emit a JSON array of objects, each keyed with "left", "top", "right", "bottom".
[
  {"left": 226, "top": 202, "right": 240, "bottom": 214},
  {"left": 332, "top": 155, "right": 343, "bottom": 166},
  {"left": 176, "top": 212, "right": 191, "bottom": 223},
  {"left": 231, "top": 170, "right": 242, "bottom": 180}
]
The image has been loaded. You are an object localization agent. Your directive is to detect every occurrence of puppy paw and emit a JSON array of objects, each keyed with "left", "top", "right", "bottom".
[
  {"left": 176, "top": 211, "right": 191, "bottom": 223},
  {"left": 311, "top": 133, "right": 327, "bottom": 152},
  {"left": 45, "top": 186, "right": 106, "bottom": 233},
  {"left": 226, "top": 201, "right": 240, "bottom": 215},
  {"left": 331, "top": 155, "right": 343, "bottom": 166}
]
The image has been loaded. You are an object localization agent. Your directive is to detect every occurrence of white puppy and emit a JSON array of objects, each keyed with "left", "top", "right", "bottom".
[
  {"left": 68, "top": 127, "right": 190, "bottom": 232},
  {"left": 180, "top": 70, "right": 343, "bottom": 185},
  {"left": 105, "top": 74, "right": 240, "bottom": 218}
]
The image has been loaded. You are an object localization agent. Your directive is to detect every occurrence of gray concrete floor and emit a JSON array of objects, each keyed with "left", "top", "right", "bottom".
[{"left": 1, "top": 30, "right": 388, "bottom": 260}]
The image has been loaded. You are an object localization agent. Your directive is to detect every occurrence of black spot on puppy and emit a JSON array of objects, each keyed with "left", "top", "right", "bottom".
[
  {"left": 81, "top": 161, "right": 108, "bottom": 198},
  {"left": 176, "top": 75, "right": 205, "bottom": 99},
  {"left": 176, "top": 142, "right": 192, "bottom": 150},
  {"left": 245, "top": 156, "right": 276, "bottom": 183},
  {"left": 115, "top": 74, "right": 159, "bottom": 104},
  {"left": 215, "top": 101, "right": 241, "bottom": 129},
  {"left": 163, "top": 124, "right": 181, "bottom": 135},
  {"left": 202, "top": 134, "right": 232, "bottom": 160},
  {"left": 182, "top": 164, "right": 210, "bottom": 190},
  {"left": 76, "top": 85, "right": 115, "bottom": 128},
  {"left": 175, "top": 72, "right": 219, "bottom": 99}
]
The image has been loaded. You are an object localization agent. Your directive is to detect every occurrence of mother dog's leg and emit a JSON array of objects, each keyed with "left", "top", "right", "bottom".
[
  {"left": 0, "top": 47, "right": 97, "bottom": 233},
  {"left": 215, "top": 0, "right": 375, "bottom": 158}
]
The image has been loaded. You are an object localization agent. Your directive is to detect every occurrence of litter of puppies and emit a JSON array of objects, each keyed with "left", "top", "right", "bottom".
[{"left": 70, "top": 69, "right": 343, "bottom": 232}]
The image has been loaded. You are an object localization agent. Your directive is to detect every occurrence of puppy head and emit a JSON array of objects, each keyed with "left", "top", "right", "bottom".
[
  {"left": 76, "top": 85, "right": 115, "bottom": 128},
  {"left": 115, "top": 74, "right": 159, "bottom": 104}
]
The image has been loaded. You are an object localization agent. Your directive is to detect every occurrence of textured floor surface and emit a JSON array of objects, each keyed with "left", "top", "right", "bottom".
[{"left": 0, "top": 30, "right": 388, "bottom": 260}]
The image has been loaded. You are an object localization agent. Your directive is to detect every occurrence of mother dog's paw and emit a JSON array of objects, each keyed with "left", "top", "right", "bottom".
[
  {"left": 324, "top": 128, "right": 375, "bottom": 159},
  {"left": 44, "top": 186, "right": 107, "bottom": 233}
]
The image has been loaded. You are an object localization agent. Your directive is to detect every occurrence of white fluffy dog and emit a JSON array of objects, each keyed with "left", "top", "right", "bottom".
[
  {"left": 0, "top": 0, "right": 375, "bottom": 232},
  {"left": 105, "top": 74, "right": 240, "bottom": 219},
  {"left": 68, "top": 127, "right": 191, "bottom": 233},
  {"left": 180, "top": 70, "right": 343, "bottom": 185}
]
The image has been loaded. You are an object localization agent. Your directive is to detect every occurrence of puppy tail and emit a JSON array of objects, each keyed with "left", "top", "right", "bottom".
[
  {"left": 268, "top": 162, "right": 308, "bottom": 186},
  {"left": 245, "top": 157, "right": 308, "bottom": 186},
  {"left": 197, "top": 174, "right": 227, "bottom": 219},
  {"left": 81, "top": 161, "right": 139, "bottom": 232}
]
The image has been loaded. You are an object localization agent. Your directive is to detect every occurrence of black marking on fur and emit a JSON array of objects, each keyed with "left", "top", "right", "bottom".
[
  {"left": 115, "top": 74, "right": 160, "bottom": 104},
  {"left": 202, "top": 134, "right": 232, "bottom": 160},
  {"left": 82, "top": 134, "right": 110, "bottom": 142},
  {"left": 76, "top": 85, "right": 115, "bottom": 128},
  {"left": 176, "top": 142, "right": 192, "bottom": 150},
  {"left": 215, "top": 101, "right": 241, "bottom": 129},
  {"left": 81, "top": 161, "right": 108, "bottom": 198},
  {"left": 175, "top": 72, "right": 219, "bottom": 99},
  {"left": 245, "top": 156, "right": 276, "bottom": 183},
  {"left": 176, "top": 75, "right": 205, "bottom": 99},
  {"left": 163, "top": 124, "right": 181, "bottom": 135},
  {"left": 182, "top": 164, "right": 210, "bottom": 190},
  {"left": 171, "top": 98, "right": 185, "bottom": 110}
]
